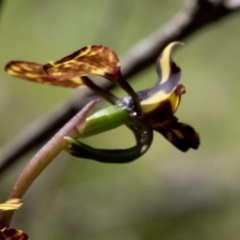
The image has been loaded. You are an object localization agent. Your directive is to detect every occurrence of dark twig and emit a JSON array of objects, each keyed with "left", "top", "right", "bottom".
[
  {"left": 0, "top": 0, "right": 240, "bottom": 174},
  {"left": 0, "top": 0, "right": 4, "bottom": 16}
]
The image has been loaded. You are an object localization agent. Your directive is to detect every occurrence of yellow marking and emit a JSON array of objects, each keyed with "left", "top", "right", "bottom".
[
  {"left": 94, "top": 68, "right": 105, "bottom": 75},
  {"left": 168, "top": 89, "right": 180, "bottom": 113},
  {"left": 141, "top": 85, "right": 181, "bottom": 114},
  {"left": 141, "top": 87, "right": 176, "bottom": 112},
  {"left": 141, "top": 90, "right": 167, "bottom": 113},
  {"left": 166, "top": 132, "right": 173, "bottom": 142},
  {"left": 160, "top": 42, "right": 183, "bottom": 84},
  {"left": 7, "top": 69, "right": 19, "bottom": 76},
  {"left": 25, "top": 73, "right": 39, "bottom": 78},
  {"left": 49, "top": 61, "right": 54, "bottom": 66},
  {"left": 0, "top": 199, "right": 23, "bottom": 211},
  {"left": 22, "top": 64, "right": 34, "bottom": 71},
  {"left": 172, "top": 129, "right": 184, "bottom": 139},
  {"left": 83, "top": 46, "right": 91, "bottom": 56},
  {"left": 11, "top": 65, "right": 21, "bottom": 72},
  {"left": 70, "top": 77, "right": 84, "bottom": 85},
  {"left": 77, "top": 85, "right": 85, "bottom": 88},
  {"left": 53, "top": 72, "right": 61, "bottom": 77}
]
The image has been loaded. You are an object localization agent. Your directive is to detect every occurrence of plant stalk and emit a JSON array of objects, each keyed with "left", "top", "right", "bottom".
[{"left": 0, "top": 99, "right": 98, "bottom": 228}]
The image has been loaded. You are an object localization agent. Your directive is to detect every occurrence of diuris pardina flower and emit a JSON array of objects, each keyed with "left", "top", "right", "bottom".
[
  {"left": 5, "top": 42, "right": 199, "bottom": 163},
  {"left": 0, "top": 199, "right": 28, "bottom": 240}
]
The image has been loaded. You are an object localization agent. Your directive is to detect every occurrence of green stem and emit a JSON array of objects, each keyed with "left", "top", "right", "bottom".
[
  {"left": 0, "top": 99, "right": 98, "bottom": 228},
  {"left": 80, "top": 105, "right": 131, "bottom": 138}
]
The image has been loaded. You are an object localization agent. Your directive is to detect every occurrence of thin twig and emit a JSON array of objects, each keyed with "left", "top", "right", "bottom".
[
  {"left": 0, "top": 0, "right": 240, "bottom": 174},
  {"left": 0, "top": 0, "right": 5, "bottom": 17}
]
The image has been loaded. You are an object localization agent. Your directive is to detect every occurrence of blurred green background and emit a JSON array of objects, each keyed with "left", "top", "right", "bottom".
[{"left": 1, "top": 0, "right": 240, "bottom": 239}]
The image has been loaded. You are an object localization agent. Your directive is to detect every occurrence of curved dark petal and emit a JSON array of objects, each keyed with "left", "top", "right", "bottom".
[
  {"left": 139, "top": 42, "right": 183, "bottom": 115},
  {"left": 154, "top": 117, "right": 200, "bottom": 152},
  {"left": 5, "top": 61, "right": 83, "bottom": 88},
  {"left": 155, "top": 42, "right": 182, "bottom": 91},
  {"left": 66, "top": 139, "right": 151, "bottom": 163},
  {"left": 65, "top": 119, "right": 153, "bottom": 163}
]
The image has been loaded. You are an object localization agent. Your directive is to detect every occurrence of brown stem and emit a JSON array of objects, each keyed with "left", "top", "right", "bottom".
[{"left": 0, "top": 99, "right": 98, "bottom": 228}]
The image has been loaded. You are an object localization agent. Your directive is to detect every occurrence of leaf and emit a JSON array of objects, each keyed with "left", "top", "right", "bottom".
[{"left": 5, "top": 61, "right": 84, "bottom": 88}]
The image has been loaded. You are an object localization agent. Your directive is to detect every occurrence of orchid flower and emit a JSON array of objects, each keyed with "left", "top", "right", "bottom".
[{"left": 5, "top": 42, "right": 199, "bottom": 163}]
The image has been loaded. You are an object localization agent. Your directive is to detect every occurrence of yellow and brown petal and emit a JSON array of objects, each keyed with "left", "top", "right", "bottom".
[
  {"left": 0, "top": 228, "right": 28, "bottom": 240},
  {"left": 5, "top": 61, "right": 84, "bottom": 88},
  {"left": 5, "top": 45, "right": 142, "bottom": 113},
  {"left": 43, "top": 45, "right": 142, "bottom": 113},
  {"left": 5, "top": 46, "right": 122, "bottom": 88},
  {"left": 43, "top": 45, "right": 121, "bottom": 82}
]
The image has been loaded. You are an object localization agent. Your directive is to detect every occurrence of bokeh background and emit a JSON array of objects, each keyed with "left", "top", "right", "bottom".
[{"left": 1, "top": 0, "right": 240, "bottom": 239}]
